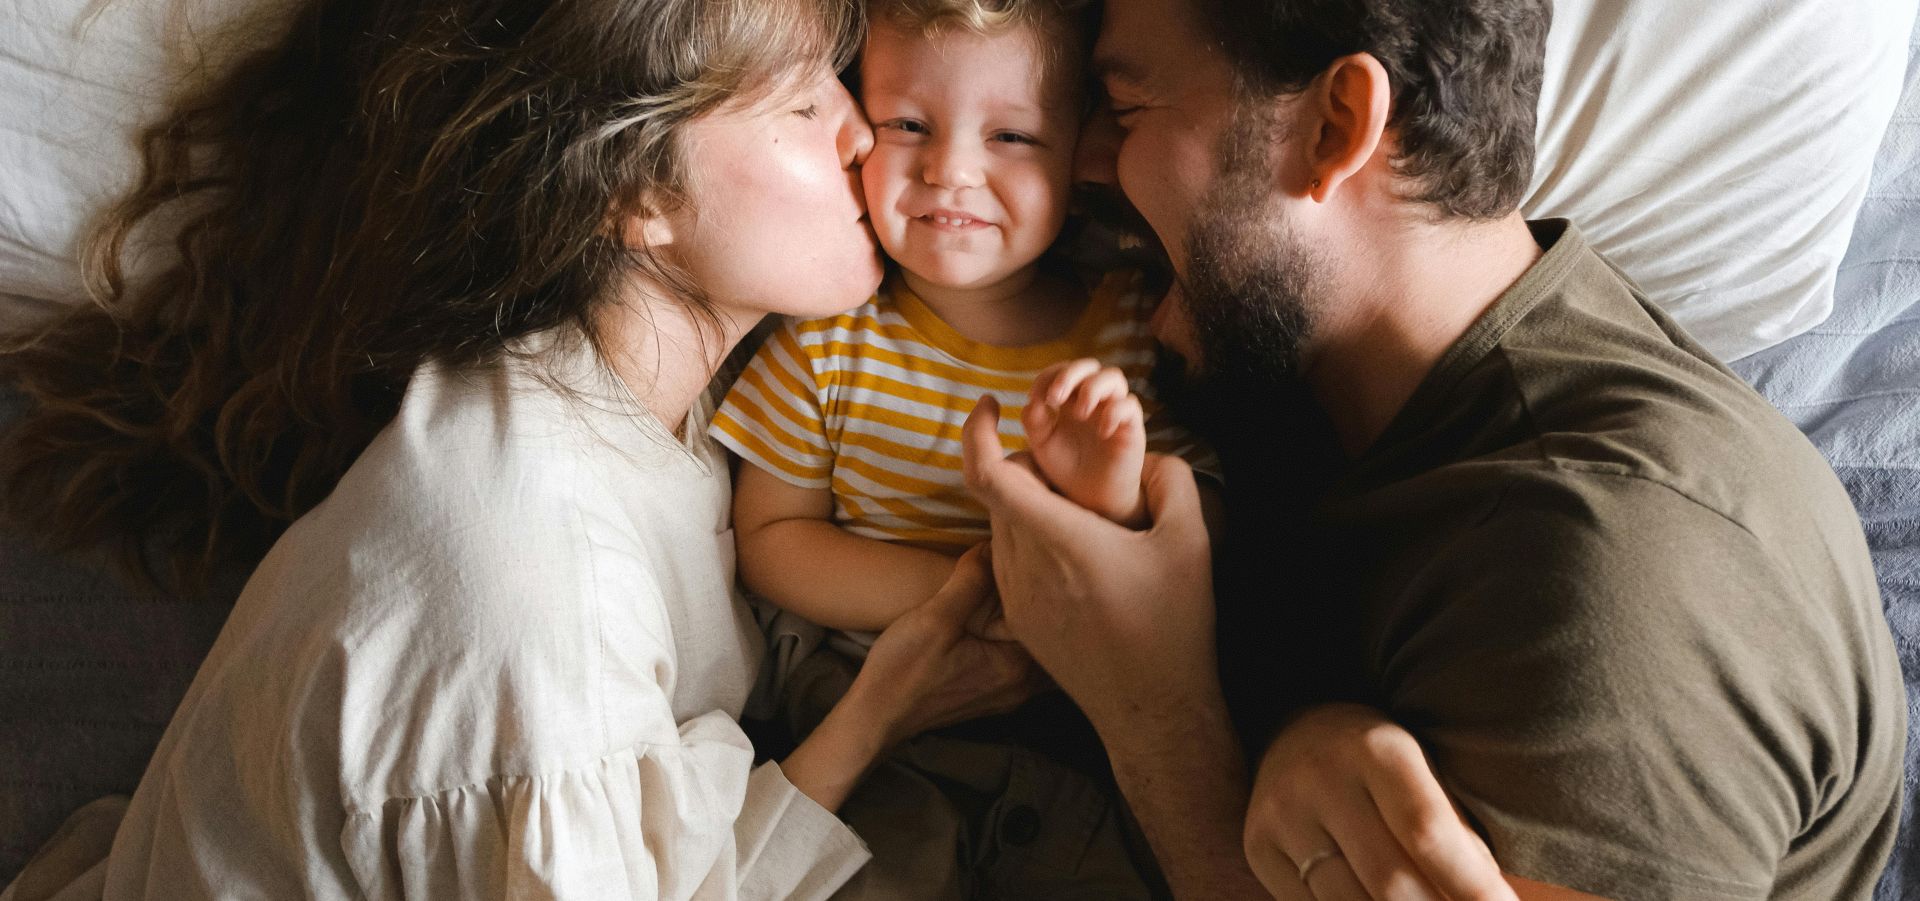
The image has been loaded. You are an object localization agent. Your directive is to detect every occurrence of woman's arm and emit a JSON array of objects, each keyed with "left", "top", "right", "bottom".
[{"left": 733, "top": 462, "right": 958, "bottom": 631}]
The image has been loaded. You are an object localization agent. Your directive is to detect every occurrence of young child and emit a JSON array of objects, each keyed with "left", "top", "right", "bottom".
[
  {"left": 711, "top": 0, "right": 1212, "bottom": 894},
  {"left": 712, "top": 0, "right": 1214, "bottom": 647}
]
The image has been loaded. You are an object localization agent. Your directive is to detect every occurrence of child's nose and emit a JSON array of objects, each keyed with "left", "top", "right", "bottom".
[{"left": 924, "top": 139, "right": 985, "bottom": 189}]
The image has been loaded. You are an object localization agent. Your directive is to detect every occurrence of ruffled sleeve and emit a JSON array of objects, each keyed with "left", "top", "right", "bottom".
[
  {"left": 325, "top": 440, "right": 872, "bottom": 901},
  {"left": 340, "top": 711, "right": 868, "bottom": 900}
]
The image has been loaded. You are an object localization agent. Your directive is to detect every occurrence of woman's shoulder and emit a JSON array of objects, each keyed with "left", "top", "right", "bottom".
[
  {"left": 343, "top": 353, "right": 668, "bottom": 574},
  {"left": 278, "top": 340, "right": 680, "bottom": 650},
  {"left": 269, "top": 407, "right": 688, "bottom": 805}
]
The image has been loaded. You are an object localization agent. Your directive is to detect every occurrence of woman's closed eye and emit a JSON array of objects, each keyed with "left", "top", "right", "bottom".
[{"left": 793, "top": 103, "right": 819, "bottom": 119}]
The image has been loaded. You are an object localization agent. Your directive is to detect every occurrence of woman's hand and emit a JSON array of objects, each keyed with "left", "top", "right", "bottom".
[
  {"left": 782, "top": 547, "right": 1040, "bottom": 812},
  {"left": 1244, "top": 703, "right": 1516, "bottom": 901},
  {"left": 850, "top": 546, "right": 1041, "bottom": 746}
]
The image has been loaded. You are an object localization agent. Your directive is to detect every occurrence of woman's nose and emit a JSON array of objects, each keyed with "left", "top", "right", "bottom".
[
  {"left": 925, "top": 139, "right": 985, "bottom": 189},
  {"left": 832, "top": 82, "right": 874, "bottom": 168}
]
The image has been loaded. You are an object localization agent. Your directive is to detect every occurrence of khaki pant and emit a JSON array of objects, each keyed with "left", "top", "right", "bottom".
[{"left": 784, "top": 649, "right": 1171, "bottom": 901}]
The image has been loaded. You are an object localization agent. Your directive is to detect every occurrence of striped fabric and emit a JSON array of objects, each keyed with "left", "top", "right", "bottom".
[{"left": 711, "top": 270, "right": 1217, "bottom": 554}]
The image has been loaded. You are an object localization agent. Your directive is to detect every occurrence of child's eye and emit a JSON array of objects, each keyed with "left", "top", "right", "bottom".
[
  {"left": 991, "top": 132, "right": 1038, "bottom": 145},
  {"left": 793, "top": 104, "right": 819, "bottom": 119},
  {"left": 878, "top": 119, "right": 929, "bottom": 135}
]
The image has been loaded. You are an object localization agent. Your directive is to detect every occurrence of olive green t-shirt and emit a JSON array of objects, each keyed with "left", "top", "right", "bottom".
[{"left": 1220, "top": 220, "right": 1904, "bottom": 899}]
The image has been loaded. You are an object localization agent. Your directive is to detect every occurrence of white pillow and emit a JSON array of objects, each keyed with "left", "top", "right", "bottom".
[
  {"left": 1524, "top": 0, "right": 1918, "bottom": 361},
  {"left": 0, "top": 0, "right": 292, "bottom": 307},
  {"left": 0, "top": 0, "right": 1914, "bottom": 362}
]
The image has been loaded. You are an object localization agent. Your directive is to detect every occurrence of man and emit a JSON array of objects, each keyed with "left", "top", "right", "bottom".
[{"left": 960, "top": 0, "right": 1907, "bottom": 898}]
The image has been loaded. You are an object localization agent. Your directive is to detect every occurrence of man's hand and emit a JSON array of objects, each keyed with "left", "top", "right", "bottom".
[
  {"left": 963, "top": 395, "right": 1268, "bottom": 899},
  {"left": 964, "top": 394, "right": 1214, "bottom": 728},
  {"left": 1245, "top": 704, "right": 1516, "bottom": 901},
  {"left": 1023, "top": 358, "right": 1149, "bottom": 528}
]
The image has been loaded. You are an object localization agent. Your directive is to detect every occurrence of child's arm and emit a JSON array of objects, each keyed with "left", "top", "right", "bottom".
[
  {"left": 733, "top": 462, "right": 961, "bottom": 632},
  {"left": 1024, "top": 359, "right": 1152, "bottom": 527}
]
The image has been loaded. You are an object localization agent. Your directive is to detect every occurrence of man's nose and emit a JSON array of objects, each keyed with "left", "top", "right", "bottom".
[
  {"left": 1072, "top": 106, "right": 1122, "bottom": 187},
  {"left": 924, "top": 139, "right": 986, "bottom": 189}
]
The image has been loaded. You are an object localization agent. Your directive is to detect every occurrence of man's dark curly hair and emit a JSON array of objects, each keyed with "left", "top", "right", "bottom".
[{"left": 1202, "top": 0, "right": 1551, "bottom": 220}]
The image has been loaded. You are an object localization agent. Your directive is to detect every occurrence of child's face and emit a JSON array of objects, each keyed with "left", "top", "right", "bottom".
[{"left": 860, "top": 21, "right": 1080, "bottom": 292}]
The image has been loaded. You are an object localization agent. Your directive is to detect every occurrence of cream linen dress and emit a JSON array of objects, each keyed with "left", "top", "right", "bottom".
[{"left": 8, "top": 331, "right": 870, "bottom": 900}]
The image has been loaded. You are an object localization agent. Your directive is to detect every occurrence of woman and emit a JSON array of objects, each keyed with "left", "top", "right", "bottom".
[{"left": 0, "top": 0, "right": 1035, "bottom": 896}]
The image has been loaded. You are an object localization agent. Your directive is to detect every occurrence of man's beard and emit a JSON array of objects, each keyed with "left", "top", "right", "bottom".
[{"left": 1151, "top": 101, "right": 1323, "bottom": 452}]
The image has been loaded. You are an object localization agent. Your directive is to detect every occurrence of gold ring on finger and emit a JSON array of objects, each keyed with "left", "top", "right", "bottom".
[{"left": 1296, "top": 847, "right": 1344, "bottom": 884}]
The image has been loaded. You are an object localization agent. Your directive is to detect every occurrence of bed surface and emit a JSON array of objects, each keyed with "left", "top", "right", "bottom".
[{"left": 1730, "top": 12, "right": 1920, "bottom": 897}]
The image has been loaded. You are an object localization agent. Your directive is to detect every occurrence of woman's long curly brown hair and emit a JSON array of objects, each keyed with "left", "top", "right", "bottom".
[{"left": 0, "top": 0, "right": 861, "bottom": 593}]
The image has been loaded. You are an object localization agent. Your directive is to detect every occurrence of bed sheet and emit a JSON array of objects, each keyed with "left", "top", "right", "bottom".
[{"left": 1730, "top": 12, "right": 1920, "bottom": 899}]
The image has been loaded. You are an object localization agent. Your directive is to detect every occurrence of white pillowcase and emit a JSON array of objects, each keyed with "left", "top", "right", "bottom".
[
  {"left": 1524, "top": 0, "right": 1917, "bottom": 360},
  {"left": 0, "top": 0, "right": 291, "bottom": 319},
  {"left": 1, "top": 0, "right": 1915, "bottom": 360}
]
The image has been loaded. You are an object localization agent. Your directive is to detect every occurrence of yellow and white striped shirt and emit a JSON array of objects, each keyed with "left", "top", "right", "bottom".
[{"left": 711, "top": 270, "right": 1216, "bottom": 554}]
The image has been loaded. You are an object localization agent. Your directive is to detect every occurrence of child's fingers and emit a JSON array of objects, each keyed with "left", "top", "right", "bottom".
[
  {"left": 1029, "top": 362, "right": 1071, "bottom": 405},
  {"left": 1098, "top": 394, "right": 1145, "bottom": 439},
  {"left": 1036, "top": 357, "right": 1098, "bottom": 403},
  {"left": 1069, "top": 367, "right": 1132, "bottom": 419},
  {"left": 1021, "top": 395, "right": 1057, "bottom": 443}
]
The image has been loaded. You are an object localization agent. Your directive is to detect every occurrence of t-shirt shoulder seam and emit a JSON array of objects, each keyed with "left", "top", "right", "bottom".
[
  {"left": 1490, "top": 347, "right": 1553, "bottom": 471},
  {"left": 1543, "top": 463, "right": 1762, "bottom": 545}
]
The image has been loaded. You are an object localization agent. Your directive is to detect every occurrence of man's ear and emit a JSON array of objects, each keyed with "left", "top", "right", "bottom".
[{"left": 1305, "top": 53, "right": 1391, "bottom": 203}]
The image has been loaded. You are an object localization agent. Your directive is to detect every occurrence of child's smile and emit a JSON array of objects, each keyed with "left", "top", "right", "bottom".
[
  {"left": 914, "top": 208, "right": 994, "bottom": 232},
  {"left": 858, "top": 20, "right": 1080, "bottom": 293}
]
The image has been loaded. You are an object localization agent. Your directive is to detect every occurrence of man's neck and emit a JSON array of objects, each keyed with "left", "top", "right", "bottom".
[{"left": 1304, "top": 212, "right": 1543, "bottom": 456}]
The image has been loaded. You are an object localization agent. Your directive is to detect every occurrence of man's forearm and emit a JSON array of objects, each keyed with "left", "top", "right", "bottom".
[{"left": 1100, "top": 691, "right": 1269, "bottom": 900}]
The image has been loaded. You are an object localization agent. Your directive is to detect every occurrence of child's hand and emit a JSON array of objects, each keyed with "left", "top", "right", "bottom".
[{"left": 1022, "top": 359, "right": 1149, "bottom": 528}]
